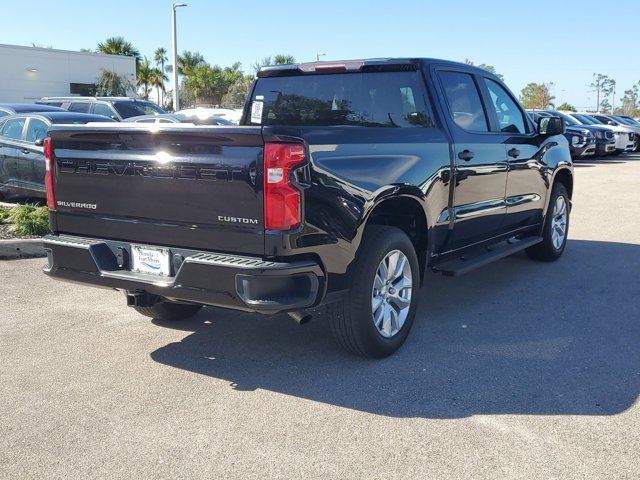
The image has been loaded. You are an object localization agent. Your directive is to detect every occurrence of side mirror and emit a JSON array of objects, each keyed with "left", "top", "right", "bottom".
[
  {"left": 34, "top": 138, "right": 45, "bottom": 147},
  {"left": 537, "top": 116, "right": 565, "bottom": 136}
]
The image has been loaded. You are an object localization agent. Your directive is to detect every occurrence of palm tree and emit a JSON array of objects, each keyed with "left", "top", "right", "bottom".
[
  {"left": 177, "top": 51, "right": 205, "bottom": 77},
  {"left": 137, "top": 58, "right": 153, "bottom": 100},
  {"left": 273, "top": 54, "right": 296, "bottom": 65},
  {"left": 97, "top": 37, "right": 141, "bottom": 60},
  {"left": 252, "top": 55, "right": 296, "bottom": 74},
  {"left": 149, "top": 68, "right": 168, "bottom": 106},
  {"left": 154, "top": 48, "right": 168, "bottom": 104}
]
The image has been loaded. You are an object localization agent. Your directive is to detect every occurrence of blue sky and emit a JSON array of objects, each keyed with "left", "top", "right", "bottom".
[{"left": 3, "top": 0, "right": 638, "bottom": 109}]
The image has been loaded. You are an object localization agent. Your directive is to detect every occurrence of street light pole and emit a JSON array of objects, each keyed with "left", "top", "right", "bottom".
[
  {"left": 316, "top": 53, "right": 326, "bottom": 62},
  {"left": 172, "top": 3, "right": 187, "bottom": 112}
]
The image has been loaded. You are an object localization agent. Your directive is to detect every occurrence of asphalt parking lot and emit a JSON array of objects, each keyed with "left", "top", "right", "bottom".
[{"left": 1, "top": 154, "right": 639, "bottom": 479}]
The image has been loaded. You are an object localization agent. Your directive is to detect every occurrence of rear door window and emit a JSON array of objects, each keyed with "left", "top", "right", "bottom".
[
  {"left": 1, "top": 118, "right": 26, "bottom": 140},
  {"left": 68, "top": 103, "right": 91, "bottom": 113},
  {"left": 25, "top": 118, "right": 49, "bottom": 142},
  {"left": 92, "top": 103, "right": 116, "bottom": 118},
  {"left": 250, "top": 71, "right": 433, "bottom": 127},
  {"left": 438, "top": 71, "right": 488, "bottom": 132}
]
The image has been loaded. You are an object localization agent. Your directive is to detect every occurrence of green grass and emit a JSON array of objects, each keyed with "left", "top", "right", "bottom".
[{"left": 7, "top": 204, "right": 50, "bottom": 236}]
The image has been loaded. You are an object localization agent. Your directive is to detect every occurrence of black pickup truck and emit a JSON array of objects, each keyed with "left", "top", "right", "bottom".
[{"left": 42, "top": 58, "right": 573, "bottom": 358}]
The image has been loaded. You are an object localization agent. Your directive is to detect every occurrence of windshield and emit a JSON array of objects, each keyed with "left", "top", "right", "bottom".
[
  {"left": 572, "top": 114, "right": 600, "bottom": 125},
  {"left": 113, "top": 101, "right": 166, "bottom": 119},
  {"left": 548, "top": 111, "right": 578, "bottom": 126},
  {"left": 620, "top": 116, "right": 640, "bottom": 125},
  {"left": 612, "top": 115, "right": 636, "bottom": 126}
]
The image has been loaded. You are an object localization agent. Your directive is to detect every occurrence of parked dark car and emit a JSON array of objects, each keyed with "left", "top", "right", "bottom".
[
  {"left": 527, "top": 110, "right": 596, "bottom": 159},
  {"left": 36, "top": 97, "right": 166, "bottom": 121},
  {"left": 123, "top": 113, "right": 234, "bottom": 125},
  {"left": 42, "top": 58, "right": 573, "bottom": 358},
  {"left": 0, "top": 112, "right": 115, "bottom": 200},
  {"left": 545, "top": 110, "right": 616, "bottom": 156},
  {"left": 0, "top": 103, "right": 65, "bottom": 118}
]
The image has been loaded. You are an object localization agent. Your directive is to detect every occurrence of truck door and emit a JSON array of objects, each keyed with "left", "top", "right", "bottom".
[
  {"left": 22, "top": 117, "right": 49, "bottom": 196},
  {"left": 479, "top": 76, "right": 546, "bottom": 231},
  {"left": 0, "top": 117, "right": 27, "bottom": 193},
  {"left": 435, "top": 69, "right": 508, "bottom": 249}
]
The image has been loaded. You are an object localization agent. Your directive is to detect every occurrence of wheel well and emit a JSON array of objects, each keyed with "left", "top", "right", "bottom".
[
  {"left": 366, "top": 197, "right": 428, "bottom": 280},
  {"left": 554, "top": 169, "right": 573, "bottom": 198}
]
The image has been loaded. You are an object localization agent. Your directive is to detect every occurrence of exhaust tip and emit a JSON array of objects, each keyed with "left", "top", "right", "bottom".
[{"left": 288, "top": 311, "right": 313, "bottom": 325}]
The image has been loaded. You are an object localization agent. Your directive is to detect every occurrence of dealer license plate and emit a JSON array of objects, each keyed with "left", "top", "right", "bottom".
[{"left": 131, "top": 245, "right": 171, "bottom": 276}]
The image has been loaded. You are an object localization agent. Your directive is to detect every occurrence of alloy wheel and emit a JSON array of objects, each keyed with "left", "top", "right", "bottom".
[{"left": 371, "top": 250, "right": 413, "bottom": 338}]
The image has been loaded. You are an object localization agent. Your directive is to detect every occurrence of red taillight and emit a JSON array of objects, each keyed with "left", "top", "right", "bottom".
[
  {"left": 263, "top": 142, "right": 305, "bottom": 230},
  {"left": 44, "top": 137, "right": 56, "bottom": 210}
]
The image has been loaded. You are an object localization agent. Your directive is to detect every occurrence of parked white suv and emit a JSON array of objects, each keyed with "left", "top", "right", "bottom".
[{"left": 590, "top": 114, "right": 640, "bottom": 151}]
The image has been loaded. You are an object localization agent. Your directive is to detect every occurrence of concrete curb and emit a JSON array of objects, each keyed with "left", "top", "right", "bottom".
[{"left": 0, "top": 238, "right": 46, "bottom": 260}]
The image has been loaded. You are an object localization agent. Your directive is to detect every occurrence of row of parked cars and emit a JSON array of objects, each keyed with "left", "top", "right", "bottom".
[
  {"left": 527, "top": 109, "right": 639, "bottom": 160},
  {"left": 0, "top": 98, "right": 243, "bottom": 200}
]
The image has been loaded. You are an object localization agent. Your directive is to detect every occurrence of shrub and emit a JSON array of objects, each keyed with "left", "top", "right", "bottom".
[
  {"left": 8, "top": 204, "right": 50, "bottom": 237},
  {"left": 0, "top": 206, "right": 10, "bottom": 224}
]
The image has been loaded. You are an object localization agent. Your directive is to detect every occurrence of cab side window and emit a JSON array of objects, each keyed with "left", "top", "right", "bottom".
[
  {"left": 439, "top": 71, "right": 489, "bottom": 132},
  {"left": 1, "top": 118, "right": 26, "bottom": 140},
  {"left": 484, "top": 79, "right": 527, "bottom": 134},
  {"left": 26, "top": 119, "right": 49, "bottom": 143}
]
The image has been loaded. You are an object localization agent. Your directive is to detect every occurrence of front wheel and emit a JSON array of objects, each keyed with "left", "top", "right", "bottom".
[
  {"left": 327, "top": 226, "right": 420, "bottom": 358},
  {"left": 526, "top": 182, "right": 570, "bottom": 261}
]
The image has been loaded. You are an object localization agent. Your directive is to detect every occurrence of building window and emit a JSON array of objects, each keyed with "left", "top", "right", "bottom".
[{"left": 70, "top": 83, "right": 97, "bottom": 96}]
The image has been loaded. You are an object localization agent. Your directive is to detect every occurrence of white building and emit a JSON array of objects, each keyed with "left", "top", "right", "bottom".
[{"left": 0, "top": 43, "right": 136, "bottom": 103}]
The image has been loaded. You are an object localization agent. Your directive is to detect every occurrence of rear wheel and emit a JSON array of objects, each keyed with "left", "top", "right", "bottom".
[
  {"left": 327, "top": 226, "right": 419, "bottom": 358},
  {"left": 526, "top": 182, "right": 570, "bottom": 261},
  {"left": 133, "top": 299, "right": 202, "bottom": 321}
]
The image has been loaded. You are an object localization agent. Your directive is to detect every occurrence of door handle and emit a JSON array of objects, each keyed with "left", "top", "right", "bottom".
[
  {"left": 20, "top": 149, "right": 30, "bottom": 155},
  {"left": 507, "top": 148, "right": 520, "bottom": 158},
  {"left": 457, "top": 149, "right": 474, "bottom": 161}
]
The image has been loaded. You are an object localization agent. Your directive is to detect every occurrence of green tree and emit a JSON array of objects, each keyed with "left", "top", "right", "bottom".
[
  {"left": 96, "top": 69, "right": 135, "bottom": 96},
  {"left": 177, "top": 51, "right": 206, "bottom": 76},
  {"left": 252, "top": 54, "right": 296, "bottom": 75},
  {"left": 273, "top": 54, "right": 296, "bottom": 65},
  {"left": 136, "top": 58, "right": 164, "bottom": 100},
  {"left": 620, "top": 84, "right": 639, "bottom": 116},
  {"left": 97, "top": 37, "right": 141, "bottom": 60},
  {"left": 588, "top": 73, "right": 613, "bottom": 112},
  {"left": 556, "top": 102, "right": 576, "bottom": 111},
  {"left": 520, "top": 82, "right": 555, "bottom": 109},
  {"left": 221, "top": 74, "right": 254, "bottom": 108},
  {"left": 464, "top": 59, "right": 504, "bottom": 81},
  {"left": 184, "top": 62, "right": 246, "bottom": 105},
  {"left": 154, "top": 48, "right": 169, "bottom": 104}
]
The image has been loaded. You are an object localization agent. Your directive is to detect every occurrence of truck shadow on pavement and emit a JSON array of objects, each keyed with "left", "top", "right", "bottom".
[{"left": 150, "top": 239, "right": 640, "bottom": 418}]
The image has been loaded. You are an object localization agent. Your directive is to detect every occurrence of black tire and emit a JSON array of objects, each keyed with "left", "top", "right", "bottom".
[
  {"left": 526, "top": 182, "right": 570, "bottom": 261},
  {"left": 133, "top": 299, "right": 202, "bottom": 321},
  {"left": 327, "top": 225, "right": 420, "bottom": 358}
]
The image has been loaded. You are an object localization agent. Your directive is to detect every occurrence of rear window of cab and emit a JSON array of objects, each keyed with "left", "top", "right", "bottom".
[{"left": 250, "top": 71, "right": 433, "bottom": 128}]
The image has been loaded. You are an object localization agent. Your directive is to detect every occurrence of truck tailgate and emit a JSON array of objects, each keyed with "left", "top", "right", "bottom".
[{"left": 48, "top": 125, "right": 265, "bottom": 255}]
